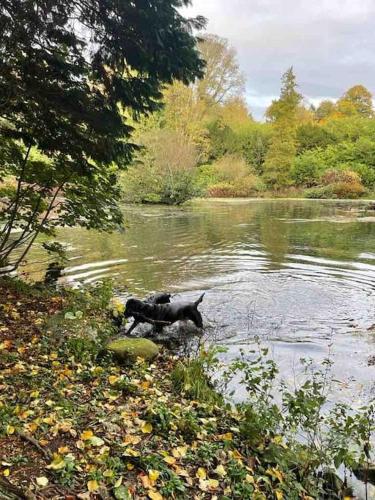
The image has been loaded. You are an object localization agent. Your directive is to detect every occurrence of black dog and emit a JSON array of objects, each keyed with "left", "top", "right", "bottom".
[
  {"left": 124, "top": 292, "right": 171, "bottom": 335},
  {"left": 124, "top": 293, "right": 204, "bottom": 335}
]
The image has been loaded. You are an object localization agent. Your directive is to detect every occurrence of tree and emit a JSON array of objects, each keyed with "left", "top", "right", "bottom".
[
  {"left": 263, "top": 67, "right": 302, "bottom": 188},
  {"left": 336, "top": 85, "right": 374, "bottom": 118},
  {"left": 315, "top": 100, "right": 336, "bottom": 121},
  {"left": 197, "top": 34, "right": 245, "bottom": 105},
  {"left": 0, "top": 0, "right": 205, "bottom": 273}
]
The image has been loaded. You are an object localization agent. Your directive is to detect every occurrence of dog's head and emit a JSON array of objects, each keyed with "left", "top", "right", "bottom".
[{"left": 124, "top": 298, "right": 144, "bottom": 318}]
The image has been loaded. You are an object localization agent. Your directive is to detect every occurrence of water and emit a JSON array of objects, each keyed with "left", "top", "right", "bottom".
[
  {"left": 24, "top": 198, "right": 375, "bottom": 497},
  {"left": 26, "top": 199, "right": 375, "bottom": 406}
]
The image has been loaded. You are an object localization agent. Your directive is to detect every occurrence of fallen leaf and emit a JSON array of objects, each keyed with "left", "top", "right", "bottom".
[
  {"left": 148, "top": 469, "right": 160, "bottom": 483},
  {"left": 215, "top": 464, "right": 226, "bottom": 477},
  {"left": 46, "top": 455, "right": 66, "bottom": 470},
  {"left": 196, "top": 467, "right": 207, "bottom": 480},
  {"left": 148, "top": 492, "right": 163, "bottom": 500},
  {"left": 80, "top": 430, "right": 94, "bottom": 441},
  {"left": 163, "top": 456, "right": 176, "bottom": 465},
  {"left": 36, "top": 477, "right": 49, "bottom": 487},
  {"left": 87, "top": 480, "right": 99, "bottom": 492},
  {"left": 141, "top": 422, "right": 153, "bottom": 434}
]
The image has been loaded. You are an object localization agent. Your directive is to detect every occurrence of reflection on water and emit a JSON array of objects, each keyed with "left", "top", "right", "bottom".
[{"left": 26, "top": 199, "right": 375, "bottom": 405}]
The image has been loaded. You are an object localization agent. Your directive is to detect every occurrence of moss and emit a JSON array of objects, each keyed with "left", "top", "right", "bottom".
[{"left": 106, "top": 338, "right": 159, "bottom": 362}]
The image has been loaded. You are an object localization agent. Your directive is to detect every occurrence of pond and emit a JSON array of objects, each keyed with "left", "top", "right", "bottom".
[{"left": 27, "top": 199, "right": 375, "bottom": 406}]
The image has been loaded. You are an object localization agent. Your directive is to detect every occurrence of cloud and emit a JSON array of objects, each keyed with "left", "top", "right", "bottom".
[{"left": 185, "top": 0, "right": 375, "bottom": 119}]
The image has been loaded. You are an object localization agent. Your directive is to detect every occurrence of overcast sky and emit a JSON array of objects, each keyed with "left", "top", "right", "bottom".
[{"left": 185, "top": 0, "right": 375, "bottom": 120}]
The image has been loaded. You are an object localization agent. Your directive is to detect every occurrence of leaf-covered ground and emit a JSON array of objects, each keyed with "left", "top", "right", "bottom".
[{"left": 0, "top": 279, "right": 318, "bottom": 499}]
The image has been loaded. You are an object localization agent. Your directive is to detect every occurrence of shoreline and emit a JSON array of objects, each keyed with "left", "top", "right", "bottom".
[{"left": 0, "top": 278, "right": 373, "bottom": 499}]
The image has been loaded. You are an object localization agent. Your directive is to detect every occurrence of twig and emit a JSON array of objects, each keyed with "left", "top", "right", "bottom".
[
  {"left": 0, "top": 476, "right": 37, "bottom": 500},
  {"left": 17, "top": 431, "right": 52, "bottom": 460}
]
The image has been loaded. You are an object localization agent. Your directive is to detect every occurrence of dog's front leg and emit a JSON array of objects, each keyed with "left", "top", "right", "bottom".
[{"left": 126, "top": 319, "right": 139, "bottom": 336}]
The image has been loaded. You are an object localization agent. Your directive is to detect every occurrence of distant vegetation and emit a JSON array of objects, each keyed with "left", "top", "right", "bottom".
[{"left": 121, "top": 35, "right": 375, "bottom": 204}]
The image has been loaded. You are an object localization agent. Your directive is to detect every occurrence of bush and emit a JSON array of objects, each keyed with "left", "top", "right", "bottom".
[
  {"left": 121, "top": 129, "right": 198, "bottom": 205},
  {"left": 207, "top": 176, "right": 261, "bottom": 197},
  {"left": 204, "top": 155, "right": 263, "bottom": 197},
  {"left": 291, "top": 150, "right": 326, "bottom": 187},
  {"left": 305, "top": 169, "right": 366, "bottom": 199}
]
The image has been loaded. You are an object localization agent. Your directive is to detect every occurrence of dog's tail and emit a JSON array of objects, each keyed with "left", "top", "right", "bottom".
[{"left": 194, "top": 293, "right": 205, "bottom": 307}]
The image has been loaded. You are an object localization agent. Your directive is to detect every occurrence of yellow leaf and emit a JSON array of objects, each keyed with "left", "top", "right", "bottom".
[
  {"left": 149, "top": 470, "right": 160, "bottom": 483},
  {"left": 163, "top": 456, "right": 176, "bottom": 465},
  {"left": 123, "top": 435, "right": 141, "bottom": 446},
  {"left": 6, "top": 425, "right": 15, "bottom": 435},
  {"left": 123, "top": 448, "right": 140, "bottom": 457},
  {"left": 172, "top": 446, "right": 188, "bottom": 458},
  {"left": 46, "top": 455, "right": 65, "bottom": 470},
  {"left": 87, "top": 480, "right": 99, "bottom": 492},
  {"left": 58, "top": 446, "right": 69, "bottom": 454},
  {"left": 267, "top": 467, "right": 284, "bottom": 483},
  {"left": 141, "top": 422, "right": 153, "bottom": 434},
  {"left": 208, "top": 479, "right": 219, "bottom": 490},
  {"left": 114, "top": 477, "right": 123, "bottom": 487},
  {"left": 215, "top": 464, "right": 226, "bottom": 477},
  {"left": 148, "top": 492, "right": 163, "bottom": 500},
  {"left": 126, "top": 463, "right": 135, "bottom": 470},
  {"left": 36, "top": 476, "right": 49, "bottom": 487},
  {"left": 196, "top": 467, "right": 207, "bottom": 480},
  {"left": 275, "top": 490, "right": 283, "bottom": 500},
  {"left": 80, "top": 430, "right": 94, "bottom": 441},
  {"left": 108, "top": 375, "right": 119, "bottom": 385},
  {"left": 3, "top": 469, "right": 10, "bottom": 477},
  {"left": 219, "top": 432, "right": 233, "bottom": 441},
  {"left": 245, "top": 474, "right": 255, "bottom": 484}
]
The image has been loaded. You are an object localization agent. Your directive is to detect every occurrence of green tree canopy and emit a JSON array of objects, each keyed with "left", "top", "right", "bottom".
[{"left": 0, "top": 0, "right": 205, "bottom": 272}]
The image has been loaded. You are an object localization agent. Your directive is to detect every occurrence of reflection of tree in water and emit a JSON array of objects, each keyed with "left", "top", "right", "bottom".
[{"left": 24, "top": 201, "right": 375, "bottom": 292}]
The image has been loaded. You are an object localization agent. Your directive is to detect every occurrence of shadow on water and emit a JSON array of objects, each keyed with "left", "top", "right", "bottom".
[{"left": 25, "top": 199, "right": 375, "bottom": 403}]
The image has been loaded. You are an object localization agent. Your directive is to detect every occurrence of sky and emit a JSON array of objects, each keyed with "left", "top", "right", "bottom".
[{"left": 184, "top": 0, "right": 375, "bottom": 120}]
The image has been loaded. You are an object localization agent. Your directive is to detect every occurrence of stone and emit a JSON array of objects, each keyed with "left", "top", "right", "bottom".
[{"left": 106, "top": 338, "right": 159, "bottom": 362}]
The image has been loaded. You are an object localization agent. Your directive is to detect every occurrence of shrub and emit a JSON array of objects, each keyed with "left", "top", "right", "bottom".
[
  {"left": 121, "top": 129, "right": 199, "bottom": 205},
  {"left": 305, "top": 169, "right": 366, "bottom": 199},
  {"left": 291, "top": 150, "right": 326, "bottom": 187},
  {"left": 207, "top": 175, "right": 261, "bottom": 197},
  {"left": 205, "top": 155, "right": 263, "bottom": 197}
]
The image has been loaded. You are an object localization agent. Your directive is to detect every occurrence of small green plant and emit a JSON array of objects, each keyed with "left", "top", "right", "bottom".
[{"left": 171, "top": 347, "right": 224, "bottom": 405}]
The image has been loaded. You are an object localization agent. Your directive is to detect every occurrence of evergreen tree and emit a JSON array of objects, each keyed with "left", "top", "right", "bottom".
[{"left": 263, "top": 67, "right": 302, "bottom": 188}]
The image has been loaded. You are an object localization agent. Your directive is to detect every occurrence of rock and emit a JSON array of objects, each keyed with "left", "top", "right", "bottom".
[
  {"left": 106, "top": 338, "right": 159, "bottom": 362},
  {"left": 353, "top": 463, "right": 375, "bottom": 485}
]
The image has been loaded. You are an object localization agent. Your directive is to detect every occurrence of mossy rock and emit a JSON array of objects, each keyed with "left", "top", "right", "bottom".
[{"left": 106, "top": 338, "right": 159, "bottom": 362}]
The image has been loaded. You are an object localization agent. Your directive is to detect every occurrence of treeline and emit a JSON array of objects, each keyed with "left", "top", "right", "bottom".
[{"left": 121, "top": 36, "right": 375, "bottom": 203}]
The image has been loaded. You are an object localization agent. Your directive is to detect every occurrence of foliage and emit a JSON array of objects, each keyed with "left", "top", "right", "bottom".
[
  {"left": 336, "top": 85, "right": 374, "bottom": 118},
  {"left": 121, "top": 129, "right": 199, "bottom": 205},
  {"left": 263, "top": 68, "right": 302, "bottom": 188},
  {"left": 0, "top": 278, "right": 373, "bottom": 499},
  {"left": 0, "top": 0, "right": 205, "bottom": 272},
  {"left": 203, "top": 155, "right": 263, "bottom": 197}
]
